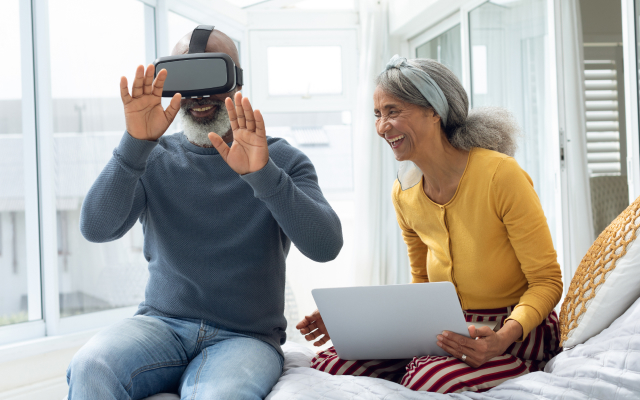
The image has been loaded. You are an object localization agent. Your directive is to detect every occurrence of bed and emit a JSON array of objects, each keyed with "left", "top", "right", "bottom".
[{"left": 266, "top": 296, "right": 640, "bottom": 400}]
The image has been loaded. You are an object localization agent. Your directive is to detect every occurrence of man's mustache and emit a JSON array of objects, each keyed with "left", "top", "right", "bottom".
[{"left": 181, "top": 98, "right": 225, "bottom": 111}]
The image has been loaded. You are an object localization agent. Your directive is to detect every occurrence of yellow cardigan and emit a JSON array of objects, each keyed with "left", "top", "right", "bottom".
[{"left": 392, "top": 147, "right": 563, "bottom": 339}]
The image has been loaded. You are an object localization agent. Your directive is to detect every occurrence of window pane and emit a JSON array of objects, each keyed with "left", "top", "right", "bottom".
[
  {"left": 0, "top": 0, "right": 32, "bottom": 326},
  {"left": 469, "top": 0, "right": 556, "bottom": 245},
  {"left": 168, "top": 11, "right": 199, "bottom": 55},
  {"left": 267, "top": 46, "right": 342, "bottom": 96},
  {"left": 263, "top": 111, "right": 354, "bottom": 344},
  {"left": 416, "top": 25, "right": 462, "bottom": 81},
  {"left": 49, "top": 0, "right": 149, "bottom": 317}
]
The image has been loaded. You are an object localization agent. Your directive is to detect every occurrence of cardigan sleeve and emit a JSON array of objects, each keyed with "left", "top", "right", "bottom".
[
  {"left": 392, "top": 181, "right": 430, "bottom": 283},
  {"left": 491, "top": 158, "right": 563, "bottom": 340}
]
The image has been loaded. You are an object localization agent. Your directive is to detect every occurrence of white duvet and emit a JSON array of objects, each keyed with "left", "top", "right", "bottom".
[{"left": 268, "top": 297, "right": 640, "bottom": 400}]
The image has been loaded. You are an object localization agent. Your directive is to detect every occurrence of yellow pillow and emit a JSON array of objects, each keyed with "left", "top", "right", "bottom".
[{"left": 559, "top": 197, "right": 640, "bottom": 348}]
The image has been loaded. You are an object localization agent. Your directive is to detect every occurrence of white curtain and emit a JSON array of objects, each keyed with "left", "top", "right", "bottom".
[
  {"left": 352, "top": 0, "right": 409, "bottom": 286},
  {"left": 557, "top": 0, "right": 594, "bottom": 286}
]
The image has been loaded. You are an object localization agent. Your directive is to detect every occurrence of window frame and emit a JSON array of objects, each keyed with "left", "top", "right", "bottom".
[{"left": 621, "top": 0, "right": 640, "bottom": 203}]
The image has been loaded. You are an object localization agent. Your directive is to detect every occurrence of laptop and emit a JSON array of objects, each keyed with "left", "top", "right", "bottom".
[{"left": 311, "top": 282, "right": 496, "bottom": 360}]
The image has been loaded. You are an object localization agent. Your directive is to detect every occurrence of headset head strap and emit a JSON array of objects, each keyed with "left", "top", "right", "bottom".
[{"left": 188, "top": 25, "right": 215, "bottom": 54}]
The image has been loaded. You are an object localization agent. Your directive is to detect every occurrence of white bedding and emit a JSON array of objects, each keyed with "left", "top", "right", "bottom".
[{"left": 268, "top": 297, "right": 640, "bottom": 400}]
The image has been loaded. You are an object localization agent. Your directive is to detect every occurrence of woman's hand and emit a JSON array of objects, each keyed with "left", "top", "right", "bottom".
[
  {"left": 208, "top": 92, "right": 269, "bottom": 175},
  {"left": 296, "top": 310, "right": 331, "bottom": 347},
  {"left": 120, "top": 64, "right": 182, "bottom": 141},
  {"left": 436, "top": 320, "right": 523, "bottom": 368}
]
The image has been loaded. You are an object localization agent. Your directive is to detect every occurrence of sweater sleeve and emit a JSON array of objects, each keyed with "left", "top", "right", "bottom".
[
  {"left": 240, "top": 151, "right": 343, "bottom": 263},
  {"left": 491, "top": 157, "right": 563, "bottom": 340},
  {"left": 80, "top": 131, "right": 156, "bottom": 243},
  {"left": 392, "top": 181, "right": 429, "bottom": 283}
]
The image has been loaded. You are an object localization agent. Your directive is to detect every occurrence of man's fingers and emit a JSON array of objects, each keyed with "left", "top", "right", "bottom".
[
  {"left": 225, "top": 97, "right": 239, "bottom": 131},
  {"left": 152, "top": 69, "right": 168, "bottom": 97},
  {"left": 164, "top": 93, "right": 182, "bottom": 124},
  {"left": 208, "top": 132, "right": 230, "bottom": 161},
  {"left": 241, "top": 97, "right": 256, "bottom": 131},
  {"left": 143, "top": 64, "right": 154, "bottom": 95},
  {"left": 120, "top": 76, "right": 131, "bottom": 104},
  {"left": 254, "top": 109, "right": 266, "bottom": 138},
  {"left": 234, "top": 92, "right": 246, "bottom": 129},
  {"left": 131, "top": 65, "right": 145, "bottom": 98}
]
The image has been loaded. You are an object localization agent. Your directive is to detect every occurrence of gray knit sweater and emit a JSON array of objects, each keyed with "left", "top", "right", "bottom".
[{"left": 80, "top": 131, "right": 343, "bottom": 356}]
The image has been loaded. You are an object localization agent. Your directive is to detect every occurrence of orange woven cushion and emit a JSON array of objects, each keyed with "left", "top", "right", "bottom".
[{"left": 559, "top": 196, "right": 640, "bottom": 347}]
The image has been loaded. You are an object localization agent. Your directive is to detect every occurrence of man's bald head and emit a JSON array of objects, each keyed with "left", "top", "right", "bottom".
[{"left": 171, "top": 28, "right": 240, "bottom": 67}]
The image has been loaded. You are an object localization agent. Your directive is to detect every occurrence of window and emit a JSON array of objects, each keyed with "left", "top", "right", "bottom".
[
  {"left": 0, "top": 0, "right": 34, "bottom": 327},
  {"left": 168, "top": 11, "right": 199, "bottom": 55},
  {"left": 469, "top": 0, "right": 557, "bottom": 245},
  {"left": 583, "top": 46, "right": 624, "bottom": 176},
  {"left": 249, "top": 30, "right": 357, "bottom": 112},
  {"left": 48, "top": 0, "right": 150, "bottom": 318},
  {"left": 415, "top": 25, "right": 462, "bottom": 81},
  {"left": 249, "top": 30, "right": 358, "bottom": 343},
  {"left": 0, "top": 0, "right": 252, "bottom": 347},
  {"left": 267, "top": 46, "right": 343, "bottom": 96}
]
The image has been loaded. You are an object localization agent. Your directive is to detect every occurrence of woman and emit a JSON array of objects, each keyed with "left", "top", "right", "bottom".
[{"left": 296, "top": 55, "right": 563, "bottom": 394}]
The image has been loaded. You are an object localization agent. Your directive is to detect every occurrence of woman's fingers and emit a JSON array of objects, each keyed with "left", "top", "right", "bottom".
[
  {"left": 143, "top": 64, "right": 154, "bottom": 95},
  {"left": 295, "top": 318, "right": 310, "bottom": 330},
  {"left": 440, "top": 331, "right": 477, "bottom": 351},
  {"left": 299, "top": 322, "right": 317, "bottom": 334},
  {"left": 120, "top": 76, "right": 131, "bottom": 104},
  {"left": 234, "top": 91, "right": 246, "bottom": 129},
  {"left": 296, "top": 310, "right": 321, "bottom": 327},
  {"left": 470, "top": 326, "right": 494, "bottom": 338},
  {"left": 437, "top": 339, "right": 477, "bottom": 365},
  {"left": 303, "top": 326, "right": 327, "bottom": 341},
  {"left": 225, "top": 97, "right": 239, "bottom": 131},
  {"left": 314, "top": 335, "right": 330, "bottom": 347},
  {"left": 152, "top": 69, "right": 168, "bottom": 97},
  {"left": 131, "top": 65, "right": 145, "bottom": 98}
]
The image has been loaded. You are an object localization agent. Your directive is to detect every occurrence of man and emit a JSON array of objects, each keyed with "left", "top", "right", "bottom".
[{"left": 67, "top": 29, "right": 343, "bottom": 399}]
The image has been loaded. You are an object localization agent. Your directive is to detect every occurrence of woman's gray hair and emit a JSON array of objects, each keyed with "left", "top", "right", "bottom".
[{"left": 376, "top": 58, "right": 519, "bottom": 157}]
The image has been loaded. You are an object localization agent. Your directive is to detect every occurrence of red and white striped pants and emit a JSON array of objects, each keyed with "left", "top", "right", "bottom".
[{"left": 310, "top": 306, "right": 560, "bottom": 394}]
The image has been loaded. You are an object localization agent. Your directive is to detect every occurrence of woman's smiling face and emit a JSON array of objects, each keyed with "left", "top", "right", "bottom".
[{"left": 373, "top": 86, "right": 441, "bottom": 162}]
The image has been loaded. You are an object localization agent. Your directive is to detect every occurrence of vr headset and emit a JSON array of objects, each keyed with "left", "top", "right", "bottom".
[{"left": 153, "top": 25, "right": 243, "bottom": 98}]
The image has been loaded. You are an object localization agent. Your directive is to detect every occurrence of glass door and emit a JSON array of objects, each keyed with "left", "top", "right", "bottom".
[
  {"left": 415, "top": 25, "right": 463, "bottom": 81},
  {"left": 468, "top": 0, "right": 558, "bottom": 246}
]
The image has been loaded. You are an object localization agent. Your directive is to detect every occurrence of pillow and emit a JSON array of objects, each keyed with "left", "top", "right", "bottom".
[
  {"left": 559, "top": 196, "right": 640, "bottom": 348},
  {"left": 281, "top": 341, "right": 316, "bottom": 371}
]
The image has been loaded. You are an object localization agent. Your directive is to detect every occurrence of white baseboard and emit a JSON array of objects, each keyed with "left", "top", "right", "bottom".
[{"left": 0, "top": 377, "right": 67, "bottom": 400}]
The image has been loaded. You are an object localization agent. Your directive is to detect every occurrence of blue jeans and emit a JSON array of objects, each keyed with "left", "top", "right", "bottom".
[{"left": 67, "top": 315, "right": 284, "bottom": 400}]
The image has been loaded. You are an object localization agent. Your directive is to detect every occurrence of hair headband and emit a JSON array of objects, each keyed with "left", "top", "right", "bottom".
[{"left": 384, "top": 55, "right": 449, "bottom": 126}]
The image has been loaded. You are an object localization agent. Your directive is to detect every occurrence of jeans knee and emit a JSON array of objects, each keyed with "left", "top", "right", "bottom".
[{"left": 68, "top": 345, "right": 127, "bottom": 393}]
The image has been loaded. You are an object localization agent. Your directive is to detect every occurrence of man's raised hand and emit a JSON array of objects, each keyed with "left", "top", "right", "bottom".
[
  {"left": 208, "top": 92, "right": 269, "bottom": 175},
  {"left": 120, "top": 64, "right": 181, "bottom": 141}
]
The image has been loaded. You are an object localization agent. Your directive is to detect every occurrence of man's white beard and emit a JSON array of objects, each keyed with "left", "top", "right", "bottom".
[{"left": 180, "top": 105, "right": 232, "bottom": 147}]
